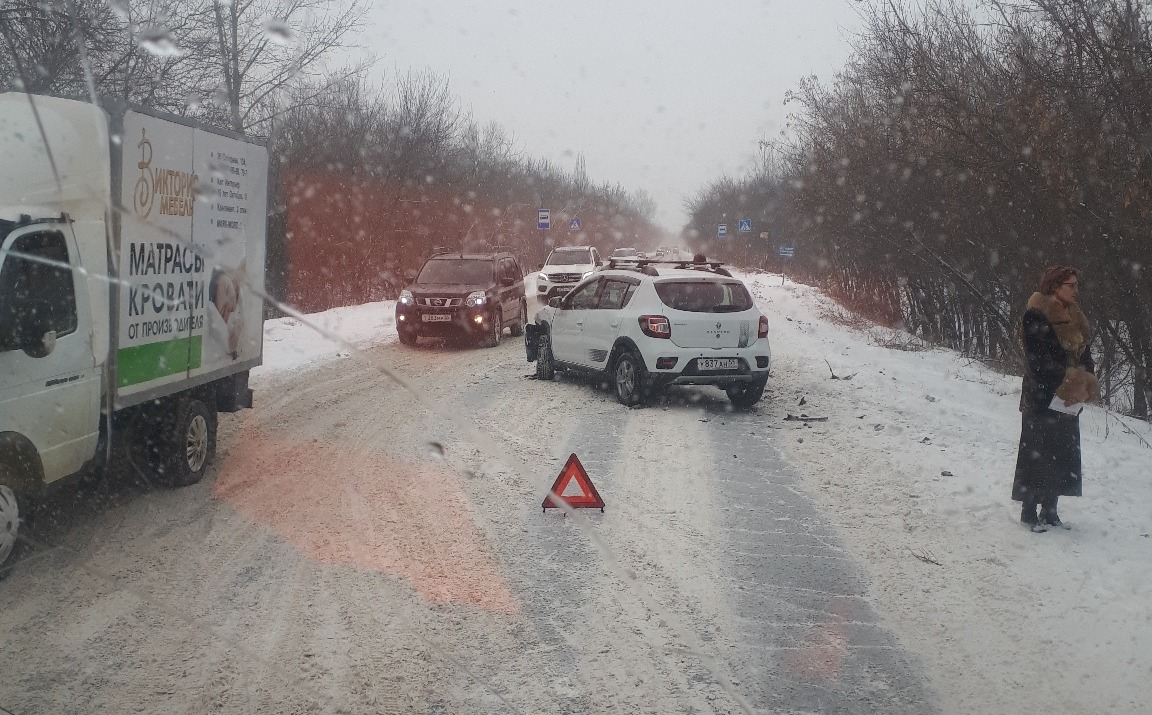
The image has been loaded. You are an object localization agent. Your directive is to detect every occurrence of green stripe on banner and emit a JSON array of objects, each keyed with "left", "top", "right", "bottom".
[{"left": 117, "top": 335, "right": 202, "bottom": 387}]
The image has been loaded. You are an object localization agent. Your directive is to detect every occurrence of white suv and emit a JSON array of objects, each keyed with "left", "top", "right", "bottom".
[
  {"left": 524, "top": 260, "right": 771, "bottom": 407},
  {"left": 536, "top": 246, "right": 602, "bottom": 302}
]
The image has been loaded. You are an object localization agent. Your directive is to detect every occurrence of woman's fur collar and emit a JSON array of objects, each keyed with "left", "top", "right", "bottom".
[
  {"left": 1025, "top": 292, "right": 1099, "bottom": 405},
  {"left": 1026, "top": 292, "right": 1091, "bottom": 357}
]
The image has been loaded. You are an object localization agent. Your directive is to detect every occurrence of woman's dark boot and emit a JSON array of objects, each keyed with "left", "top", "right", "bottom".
[
  {"left": 1021, "top": 498, "right": 1045, "bottom": 532},
  {"left": 1040, "top": 497, "right": 1069, "bottom": 529}
]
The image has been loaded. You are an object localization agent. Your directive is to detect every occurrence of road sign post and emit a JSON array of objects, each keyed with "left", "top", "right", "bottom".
[
  {"left": 717, "top": 223, "right": 727, "bottom": 239},
  {"left": 778, "top": 245, "right": 795, "bottom": 285},
  {"left": 538, "top": 208, "right": 551, "bottom": 251}
]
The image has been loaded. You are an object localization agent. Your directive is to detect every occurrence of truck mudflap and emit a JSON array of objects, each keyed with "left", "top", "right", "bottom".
[
  {"left": 524, "top": 322, "right": 541, "bottom": 362},
  {"left": 217, "top": 371, "right": 254, "bottom": 412}
]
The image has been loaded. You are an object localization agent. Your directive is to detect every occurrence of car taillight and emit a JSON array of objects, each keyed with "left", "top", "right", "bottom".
[
  {"left": 758, "top": 315, "right": 769, "bottom": 339},
  {"left": 638, "top": 315, "right": 671, "bottom": 339}
]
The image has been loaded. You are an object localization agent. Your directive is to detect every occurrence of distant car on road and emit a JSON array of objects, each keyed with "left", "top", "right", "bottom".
[
  {"left": 536, "top": 245, "right": 602, "bottom": 302},
  {"left": 396, "top": 251, "right": 527, "bottom": 347},
  {"left": 525, "top": 258, "right": 771, "bottom": 407}
]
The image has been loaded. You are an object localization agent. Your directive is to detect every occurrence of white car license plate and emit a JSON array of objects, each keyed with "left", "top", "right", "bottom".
[
  {"left": 698, "top": 358, "right": 737, "bottom": 371},
  {"left": 422, "top": 314, "right": 452, "bottom": 322}
]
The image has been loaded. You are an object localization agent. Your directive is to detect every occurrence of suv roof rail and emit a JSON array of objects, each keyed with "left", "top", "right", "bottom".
[{"left": 606, "top": 258, "right": 732, "bottom": 277}]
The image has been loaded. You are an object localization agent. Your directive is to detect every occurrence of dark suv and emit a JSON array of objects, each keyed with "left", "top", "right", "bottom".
[{"left": 396, "top": 252, "right": 528, "bottom": 347}]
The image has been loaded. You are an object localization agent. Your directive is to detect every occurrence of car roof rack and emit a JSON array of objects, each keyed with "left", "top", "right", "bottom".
[{"left": 605, "top": 258, "right": 732, "bottom": 277}]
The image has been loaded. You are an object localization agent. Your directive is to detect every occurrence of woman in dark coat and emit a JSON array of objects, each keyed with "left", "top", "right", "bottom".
[{"left": 1013, "top": 266, "right": 1099, "bottom": 532}]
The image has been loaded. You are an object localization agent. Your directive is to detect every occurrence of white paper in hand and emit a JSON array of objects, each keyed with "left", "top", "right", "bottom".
[{"left": 1049, "top": 395, "right": 1084, "bottom": 416}]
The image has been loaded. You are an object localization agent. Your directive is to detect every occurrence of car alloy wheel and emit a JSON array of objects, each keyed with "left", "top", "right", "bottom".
[
  {"left": 0, "top": 484, "right": 19, "bottom": 567},
  {"left": 536, "top": 334, "right": 556, "bottom": 380},
  {"left": 614, "top": 352, "right": 641, "bottom": 406},
  {"left": 484, "top": 308, "right": 503, "bottom": 348},
  {"left": 510, "top": 299, "right": 527, "bottom": 337}
]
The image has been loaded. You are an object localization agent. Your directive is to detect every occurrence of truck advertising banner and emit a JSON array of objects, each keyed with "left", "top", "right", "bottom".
[{"left": 116, "top": 110, "right": 267, "bottom": 397}]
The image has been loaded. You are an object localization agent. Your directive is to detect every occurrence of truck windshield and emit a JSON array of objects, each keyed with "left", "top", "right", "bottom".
[{"left": 415, "top": 259, "right": 494, "bottom": 285}]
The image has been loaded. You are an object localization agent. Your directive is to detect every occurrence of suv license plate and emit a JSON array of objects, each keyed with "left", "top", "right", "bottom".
[
  {"left": 422, "top": 314, "right": 453, "bottom": 322},
  {"left": 698, "top": 358, "right": 737, "bottom": 371}
]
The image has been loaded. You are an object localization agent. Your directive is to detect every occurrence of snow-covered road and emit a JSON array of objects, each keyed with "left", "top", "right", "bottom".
[{"left": 2, "top": 273, "right": 1149, "bottom": 714}]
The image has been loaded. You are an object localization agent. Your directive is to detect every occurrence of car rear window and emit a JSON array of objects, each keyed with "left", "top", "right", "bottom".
[
  {"left": 654, "top": 280, "right": 754, "bottom": 313},
  {"left": 416, "top": 259, "right": 494, "bottom": 285}
]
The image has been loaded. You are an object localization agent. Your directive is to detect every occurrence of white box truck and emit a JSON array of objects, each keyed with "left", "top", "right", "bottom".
[{"left": 0, "top": 94, "right": 269, "bottom": 569}]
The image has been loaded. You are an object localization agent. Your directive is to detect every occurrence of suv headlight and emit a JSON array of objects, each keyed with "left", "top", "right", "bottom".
[
  {"left": 538, "top": 273, "right": 548, "bottom": 283},
  {"left": 582, "top": 271, "right": 593, "bottom": 280},
  {"left": 398, "top": 289, "right": 414, "bottom": 307},
  {"left": 465, "top": 291, "right": 487, "bottom": 308}
]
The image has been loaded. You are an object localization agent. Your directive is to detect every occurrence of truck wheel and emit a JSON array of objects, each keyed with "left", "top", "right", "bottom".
[
  {"left": 510, "top": 299, "right": 527, "bottom": 337},
  {"left": 613, "top": 350, "right": 649, "bottom": 407},
  {"left": 0, "top": 479, "right": 20, "bottom": 573},
  {"left": 166, "top": 398, "right": 216, "bottom": 487},
  {"left": 535, "top": 333, "right": 556, "bottom": 380},
  {"left": 726, "top": 378, "right": 767, "bottom": 409},
  {"left": 482, "top": 308, "right": 503, "bottom": 348}
]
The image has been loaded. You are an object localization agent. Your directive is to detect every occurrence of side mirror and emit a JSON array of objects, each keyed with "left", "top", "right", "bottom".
[
  {"left": 548, "top": 297, "right": 563, "bottom": 309},
  {"left": 11, "top": 328, "right": 56, "bottom": 359},
  {"left": 0, "top": 313, "right": 56, "bottom": 358},
  {"left": 500, "top": 275, "right": 515, "bottom": 287},
  {"left": 26, "top": 329, "right": 56, "bottom": 358}
]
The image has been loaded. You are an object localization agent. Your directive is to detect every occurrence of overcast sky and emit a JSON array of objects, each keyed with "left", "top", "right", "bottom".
[{"left": 351, "top": 0, "right": 867, "bottom": 231}]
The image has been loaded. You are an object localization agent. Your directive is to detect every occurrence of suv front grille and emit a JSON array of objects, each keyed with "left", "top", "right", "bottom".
[
  {"left": 551, "top": 273, "right": 582, "bottom": 283},
  {"left": 417, "top": 297, "right": 463, "bottom": 307}
]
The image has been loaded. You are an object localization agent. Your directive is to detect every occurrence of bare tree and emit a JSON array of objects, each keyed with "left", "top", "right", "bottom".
[{"left": 205, "top": 0, "right": 367, "bottom": 132}]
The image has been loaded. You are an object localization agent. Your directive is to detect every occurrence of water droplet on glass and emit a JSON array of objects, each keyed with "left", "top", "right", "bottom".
[
  {"left": 263, "top": 19, "right": 293, "bottom": 45},
  {"left": 138, "top": 26, "right": 184, "bottom": 57},
  {"left": 427, "top": 441, "right": 445, "bottom": 459},
  {"left": 109, "top": 0, "right": 129, "bottom": 20}
]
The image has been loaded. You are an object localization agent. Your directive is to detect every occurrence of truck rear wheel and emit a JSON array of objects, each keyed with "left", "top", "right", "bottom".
[
  {"left": 0, "top": 478, "right": 20, "bottom": 573},
  {"left": 166, "top": 398, "right": 216, "bottom": 487}
]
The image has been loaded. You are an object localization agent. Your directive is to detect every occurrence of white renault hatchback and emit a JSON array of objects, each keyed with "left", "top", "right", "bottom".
[{"left": 525, "top": 260, "right": 771, "bottom": 407}]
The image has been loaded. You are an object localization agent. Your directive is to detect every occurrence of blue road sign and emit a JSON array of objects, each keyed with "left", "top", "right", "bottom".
[
  {"left": 717, "top": 223, "right": 728, "bottom": 238},
  {"left": 569, "top": 217, "right": 582, "bottom": 230},
  {"left": 538, "top": 209, "right": 551, "bottom": 230},
  {"left": 778, "top": 246, "right": 795, "bottom": 258},
  {"left": 738, "top": 219, "right": 752, "bottom": 233}
]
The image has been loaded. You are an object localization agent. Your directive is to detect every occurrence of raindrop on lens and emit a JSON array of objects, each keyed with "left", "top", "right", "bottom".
[
  {"left": 427, "top": 441, "right": 445, "bottom": 459},
  {"left": 137, "top": 26, "right": 184, "bottom": 57},
  {"left": 109, "top": 0, "right": 129, "bottom": 20},
  {"left": 263, "top": 19, "right": 293, "bottom": 45}
]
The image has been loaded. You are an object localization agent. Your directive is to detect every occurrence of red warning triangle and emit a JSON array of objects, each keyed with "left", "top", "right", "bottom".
[{"left": 542, "top": 453, "right": 605, "bottom": 512}]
